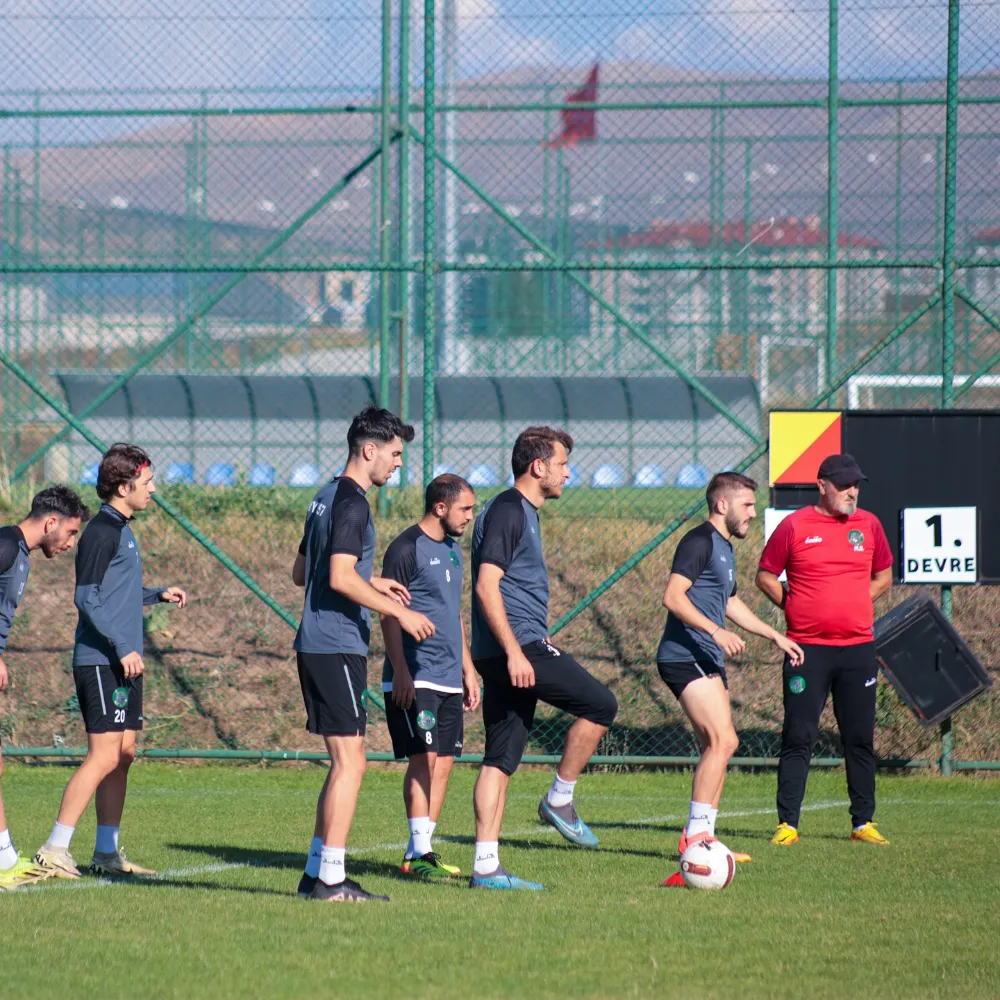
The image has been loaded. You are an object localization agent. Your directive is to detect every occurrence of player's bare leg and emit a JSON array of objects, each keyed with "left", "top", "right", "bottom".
[
  {"left": 309, "top": 734, "right": 388, "bottom": 902},
  {"left": 677, "top": 676, "right": 746, "bottom": 859},
  {"left": 400, "top": 752, "right": 458, "bottom": 879},
  {"left": 429, "top": 754, "right": 454, "bottom": 823},
  {"left": 90, "top": 729, "right": 154, "bottom": 876},
  {"left": 35, "top": 732, "right": 123, "bottom": 878}
]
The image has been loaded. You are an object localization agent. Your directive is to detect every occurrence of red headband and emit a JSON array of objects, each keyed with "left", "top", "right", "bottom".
[{"left": 135, "top": 461, "right": 150, "bottom": 475}]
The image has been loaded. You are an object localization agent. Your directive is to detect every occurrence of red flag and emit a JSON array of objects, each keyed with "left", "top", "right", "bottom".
[{"left": 545, "top": 63, "right": 598, "bottom": 149}]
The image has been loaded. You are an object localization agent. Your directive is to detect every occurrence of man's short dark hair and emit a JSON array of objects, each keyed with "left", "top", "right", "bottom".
[
  {"left": 511, "top": 426, "right": 574, "bottom": 477},
  {"left": 706, "top": 471, "right": 758, "bottom": 514},
  {"left": 424, "top": 473, "right": 473, "bottom": 514},
  {"left": 347, "top": 405, "right": 415, "bottom": 457},
  {"left": 29, "top": 485, "right": 91, "bottom": 522},
  {"left": 96, "top": 443, "right": 152, "bottom": 502}
]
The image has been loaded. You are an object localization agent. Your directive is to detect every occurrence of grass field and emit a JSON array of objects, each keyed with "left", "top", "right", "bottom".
[{"left": 1, "top": 764, "right": 998, "bottom": 999}]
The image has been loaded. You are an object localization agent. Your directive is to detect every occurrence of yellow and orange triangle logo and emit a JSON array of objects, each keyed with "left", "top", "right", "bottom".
[{"left": 769, "top": 411, "right": 843, "bottom": 485}]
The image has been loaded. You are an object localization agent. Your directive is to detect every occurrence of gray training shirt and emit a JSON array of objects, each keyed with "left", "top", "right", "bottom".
[
  {"left": 470, "top": 488, "right": 549, "bottom": 660},
  {"left": 74, "top": 504, "right": 165, "bottom": 666},
  {"left": 0, "top": 526, "right": 31, "bottom": 655},
  {"left": 294, "top": 476, "right": 376, "bottom": 656},
  {"left": 658, "top": 521, "right": 737, "bottom": 668},
  {"left": 380, "top": 524, "right": 464, "bottom": 693}
]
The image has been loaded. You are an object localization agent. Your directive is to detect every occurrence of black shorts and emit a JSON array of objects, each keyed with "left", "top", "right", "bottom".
[
  {"left": 475, "top": 639, "right": 618, "bottom": 776},
  {"left": 657, "top": 660, "right": 728, "bottom": 701},
  {"left": 385, "top": 688, "right": 464, "bottom": 759},
  {"left": 73, "top": 663, "right": 144, "bottom": 734},
  {"left": 297, "top": 651, "right": 367, "bottom": 737}
]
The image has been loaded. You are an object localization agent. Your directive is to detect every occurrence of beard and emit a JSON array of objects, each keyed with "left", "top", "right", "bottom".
[{"left": 725, "top": 511, "right": 749, "bottom": 539}]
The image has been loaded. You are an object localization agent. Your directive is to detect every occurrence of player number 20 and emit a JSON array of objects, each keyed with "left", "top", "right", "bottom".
[{"left": 114, "top": 709, "right": 126, "bottom": 724}]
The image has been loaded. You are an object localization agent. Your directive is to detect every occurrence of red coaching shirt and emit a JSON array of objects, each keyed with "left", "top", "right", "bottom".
[{"left": 758, "top": 507, "right": 893, "bottom": 645}]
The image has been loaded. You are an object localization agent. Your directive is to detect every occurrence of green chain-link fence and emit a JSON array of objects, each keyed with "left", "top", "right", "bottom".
[{"left": 1, "top": 0, "right": 999, "bottom": 768}]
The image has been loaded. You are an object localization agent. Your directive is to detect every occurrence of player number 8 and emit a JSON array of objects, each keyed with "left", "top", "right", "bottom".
[{"left": 424, "top": 731, "right": 433, "bottom": 745}]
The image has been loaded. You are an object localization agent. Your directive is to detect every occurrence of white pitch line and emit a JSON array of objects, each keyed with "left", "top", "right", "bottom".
[{"left": 20, "top": 795, "right": 999, "bottom": 894}]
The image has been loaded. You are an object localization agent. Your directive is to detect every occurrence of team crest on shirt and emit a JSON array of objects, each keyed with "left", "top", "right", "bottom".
[
  {"left": 848, "top": 529, "right": 865, "bottom": 552},
  {"left": 449, "top": 550, "right": 460, "bottom": 567}
]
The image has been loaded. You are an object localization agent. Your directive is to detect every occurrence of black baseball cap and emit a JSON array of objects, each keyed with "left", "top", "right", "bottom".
[{"left": 817, "top": 453, "right": 869, "bottom": 487}]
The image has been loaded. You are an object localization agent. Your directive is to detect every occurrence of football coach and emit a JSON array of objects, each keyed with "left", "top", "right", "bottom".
[{"left": 754, "top": 454, "right": 894, "bottom": 847}]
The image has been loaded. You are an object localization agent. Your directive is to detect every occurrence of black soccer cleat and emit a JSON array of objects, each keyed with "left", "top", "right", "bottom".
[
  {"left": 308, "top": 876, "right": 390, "bottom": 903},
  {"left": 297, "top": 873, "right": 318, "bottom": 898}
]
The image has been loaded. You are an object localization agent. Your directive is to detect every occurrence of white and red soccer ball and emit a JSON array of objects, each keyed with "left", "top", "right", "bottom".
[{"left": 679, "top": 838, "right": 736, "bottom": 890}]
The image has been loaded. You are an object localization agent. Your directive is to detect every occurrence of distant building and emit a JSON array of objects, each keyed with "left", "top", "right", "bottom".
[{"left": 590, "top": 216, "right": 884, "bottom": 368}]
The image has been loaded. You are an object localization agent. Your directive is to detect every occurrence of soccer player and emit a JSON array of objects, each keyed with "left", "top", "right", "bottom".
[
  {"left": 756, "top": 453, "right": 893, "bottom": 847},
  {"left": 656, "top": 472, "right": 803, "bottom": 888},
  {"left": 293, "top": 406, "right": 435, "bottom": 904},
  {"left": 469, "top": 426, "right": 618, "bottom": 891},
  {"left": 34, "top": 445, "right": 187, "bottom": 879},
  {"left": 380, "top": 474, "right": 481, "bottom": 880},
  {"left": 0, "top": 486, "right": 90, "bottom": 891}
]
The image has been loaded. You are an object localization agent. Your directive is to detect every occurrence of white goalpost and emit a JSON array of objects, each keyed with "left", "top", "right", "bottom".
[{"left": 846, "top": 374, "right": 1000, "bottom": 409}]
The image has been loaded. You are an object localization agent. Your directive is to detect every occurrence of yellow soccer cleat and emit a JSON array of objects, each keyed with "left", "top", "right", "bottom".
[
  {"left": 771, "top": 822, "right": 799, "bottom": 846},
  {"left": 850, "top": 822, "right": 889, "bottom": 846},
  {"left": 0, "top": 857, "right": 54, "bottom": 890},
  {"left": 89, "top": 847, "right": 157, "bottom": 877}
]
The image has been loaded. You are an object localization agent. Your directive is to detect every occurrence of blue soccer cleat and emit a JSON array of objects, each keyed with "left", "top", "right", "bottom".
[
  {"left": 538, "top": 797, "right": 599, "bottom": 848},
  {"left": 469, "top": 865, "right": 544, "bottom": 891}
]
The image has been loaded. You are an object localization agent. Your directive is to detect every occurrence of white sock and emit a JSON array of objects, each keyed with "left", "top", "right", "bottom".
[
  {"left": 428, "top": 819, "right": 437, "bottom": 840},
  {"left": 473, "top": 840, "right": 500, "bottom": 876},
  {"left": 685, "top": 801, "right": 713, "bottom": 838},
  {"left": 707, "top": 807, "right": 719, "bottom": 837},
  {"left": 305, "top": 836, "right": 323, "bottom": 878},
  {"left": 95, "top": 825, "right": 120, "bottom": 855},
  {"left": 404, "top": 832, "right": 415, "bottom": 861},
  {"left": 318, "top": 846, "right": 346, "bottom": 886},
  {"left": 409, "top": 816, "right": 433, "bottom": 858},
  {"left": 48, "top": 821, "right": 75, "bottom": 851},
  {"left": 0, "top": 829, "right": 17, "bottom": 870},
  {"left": 546, "top": 772, "right": 577, "bottom": 808}
]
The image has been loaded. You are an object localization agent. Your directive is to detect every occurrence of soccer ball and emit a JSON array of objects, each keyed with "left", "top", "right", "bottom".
[{"left": 679, "top": 838, "right": 736, "bottom": 890}]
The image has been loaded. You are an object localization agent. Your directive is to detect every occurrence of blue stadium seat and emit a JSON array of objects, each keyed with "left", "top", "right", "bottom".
[
  {"left": 566, "top": 465, "right": 582, "bottom": 487},
  {"left": 248, "top": 463, "right": 276, "bottom": 487},
  {"left": 432, "top": 463, "right": 454, "bottom": 478},
  {"left": 634, "top": 463, "right": 666, "bottom": 488},
  {"left": 467, "top": 464, "right": 499, "bottom": 488},
  {"left": 80, "top": 461, "right": 100, "bottom": 486},
  {"left": 288, "top": 463, "right": 321, "bottom": 488},
  {"left": 165, "top": 462, "right": 195, "bottom": 486},
  {"left": 506, "top": 472, "right": 515, "bottom": 487},
  {"left": 675, "top": 463, "right": 710, "bottom": 488},
  {"left": 591, "top": 463, "right": 626, "bottom": 488},
  {"left": 204, "top": 462, "right": 236, "bottom": 487}
]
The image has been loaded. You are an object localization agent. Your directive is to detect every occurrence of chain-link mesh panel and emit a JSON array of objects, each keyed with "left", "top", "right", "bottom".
[{"left": 1, "top": 0, "right": 999, "bottom": 766}]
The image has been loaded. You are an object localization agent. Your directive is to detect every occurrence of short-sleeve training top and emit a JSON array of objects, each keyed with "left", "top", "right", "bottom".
[
  {"left": 294, "top": 476, "right": 376, "bottom": 655},
  {"left": 470, "top": 488, "right": 549, "bottom": 660},
  {"left": 758, "top": 505, "right": 892, "bottom": 645},
  {"left": 380, "top": 524, "right": 464, "bottom": 693},
  {"left": 0, "top": 525, "right": 30, "bottom": 655},
  {"left": 658, "top": 521, "right": 736, "bottom": 667}
]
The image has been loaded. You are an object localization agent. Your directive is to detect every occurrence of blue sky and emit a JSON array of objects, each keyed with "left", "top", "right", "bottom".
[{"left": 0, "top": 0, "right": 996, "bottom": 103}]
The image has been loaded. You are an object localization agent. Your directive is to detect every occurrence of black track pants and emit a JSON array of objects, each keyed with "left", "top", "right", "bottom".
[{"left": 776, "top": 641, "right": 878, "bottom": 829}]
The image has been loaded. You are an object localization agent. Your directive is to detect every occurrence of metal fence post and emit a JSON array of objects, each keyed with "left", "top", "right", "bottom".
[
  {"left": 939, "top": 0, "right": 961, "bottom": 779},
  {"left": 422, "top": 0, "right": 437, "bottom": 485},
  {"left": 825, "top": 0, "right": 839, "bottom": 389}
]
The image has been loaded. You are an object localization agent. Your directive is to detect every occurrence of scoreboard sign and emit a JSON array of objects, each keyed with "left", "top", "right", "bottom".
[
  {"left": 901, "top": 507, "right": 978, "bottom": 584},
  {"left": 769, "top": 410, "right": 1000, "bottom": 583}
]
